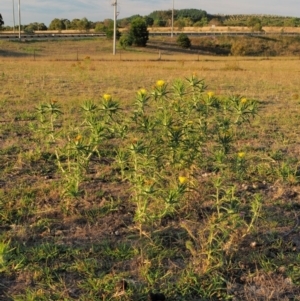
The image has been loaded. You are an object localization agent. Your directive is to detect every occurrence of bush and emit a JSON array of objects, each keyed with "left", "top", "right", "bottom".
[
  {"left": 24, "top": 27, "right": 35, "bottom": 35},
  {"left": 177, "top": 33, "right": 191, "bottom": 48},
  {"left": 119, "top": 33, "right": 133, "bottom": 49},
  {"left": 105, "top": 28, "right": 121, "bottom": 40},
  {"left": 129, "top": 17, "right": 149, "bottom": 47}
]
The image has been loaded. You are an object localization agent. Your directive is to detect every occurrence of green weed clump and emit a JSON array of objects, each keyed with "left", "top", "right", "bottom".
[{"left": 27, "top": 75, "right": 263, "bottom": 299}]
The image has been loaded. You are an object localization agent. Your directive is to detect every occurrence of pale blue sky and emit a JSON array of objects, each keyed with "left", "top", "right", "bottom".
[{"left": 1, "top": 0, "right": 300, "bottom": 27}]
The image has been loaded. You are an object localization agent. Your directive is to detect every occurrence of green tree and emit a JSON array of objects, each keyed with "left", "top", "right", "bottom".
[
  {"left": 38, "top": 23, "right": 47, "bottom": 30},
  {"left": 176, "top": 33, "right": 191, "bottom": 48},
  {"left": 77, "top": 17, "right": 91, "bottom": 31},
  {"left": 129, "top": 17, "right": 149, "bottom": 47},
  {"left": 144, "top": 16, "right": 154, "bottom": 27},
  {"left": 174, "top": 18, "right": 186, "bottom": 30},
  {"left": 176, "top": 9, "right": 207, "bottom": 23},
  {"left": 284, "top": 17, "right": 300, "bottom": 27},
  {"left": 194, "top": 16, "right": 208, "bottom": 27},
  {"left": 149, "top": 10, "right": 172, "bottom": 25},
  {"left": 102, "top": 19, "right": 114, "bottom": 28},
  {"left": 49, "top": 18, "right": 65, "bottom": 30},
  {"left": 61, "top": 19, "right": 71, "bottom": 30},
  {"left": 247, "top": 17, "right": 262, "bottom": 32},
  {"left": 94, "top": 22, "right": 106, "bottom": 32},
  {"left": 24, "top": 26, "right": 34, "bottom": 34},
  {"left": 95, "top": 20, "right": 120, "bottom": 39},
  {"left": 70, "top": 18, "right": 80, "bottom": 29},
  {"left": 153, "top": 19, "right": 167, "bottom": 27},
  {"left": 25, "top": 22, "right": 47, "bottom": 31},
  {"left": 119, "top": 18, "right": 130, "bottom": 28},
  {"left": 0, "top": 14, "right": 4, "bottom": 29}
]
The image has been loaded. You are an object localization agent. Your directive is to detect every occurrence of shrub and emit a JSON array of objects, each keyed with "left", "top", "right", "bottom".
[
  {"left": 119, "top": 33, "right": 133, "bottom": 49},
  {"left": 129, "top": 17, "right": 149, "bottom": 47},
  {"left": 176, "top": 33, "right": 191, "bottom": 48},
  {"left": 105, "top": 28, "right": 121, "bottom": 40}
]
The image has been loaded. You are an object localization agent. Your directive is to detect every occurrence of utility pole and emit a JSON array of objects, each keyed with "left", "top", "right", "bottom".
[
  {"left": 171, "top": 0, "right": 174, "bottom": 38},
  {"left": 18, "top": 0, "right": 21, "bottom": 39},
  {"left": 113, "top": 0, "right": 117, "bottom": 55},
  {"left": 12, "top": 0, "right": 16, "bottom": 32}
]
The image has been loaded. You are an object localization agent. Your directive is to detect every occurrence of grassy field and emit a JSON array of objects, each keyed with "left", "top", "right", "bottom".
[{"left": 1, "top": 37, "right": 300, "bottom": 300}]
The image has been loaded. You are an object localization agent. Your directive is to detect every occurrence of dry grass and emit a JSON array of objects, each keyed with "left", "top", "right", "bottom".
[{"left": 1, "top": 38, "right": 300, "bottom": 300}]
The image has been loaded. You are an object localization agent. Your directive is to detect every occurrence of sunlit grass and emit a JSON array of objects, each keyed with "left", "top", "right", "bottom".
[{"left": 1, "top": 38, "right": 300, "bottom": 300}]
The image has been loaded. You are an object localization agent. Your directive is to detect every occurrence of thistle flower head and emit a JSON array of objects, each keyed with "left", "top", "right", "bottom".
[
  {"left": 138, "top": 88, "right": 147, "bottom": 96},
  {"left": 103, "top": 94, "right": 112, "bottom": 101},
  {"left": 207, "top": 91, "right": 214, "bottom": 98},
  {"left": 238, "top": 152, "right": 246, "bottom": 159},
  {"left": 178, "top": 176, "right": 188, "bottom": 184},
  {"left": 74, "top": 135, "right": 82, "bottom": 142},
  {"left": 156, "top": 80, "right": 165, "bottom": 87}
]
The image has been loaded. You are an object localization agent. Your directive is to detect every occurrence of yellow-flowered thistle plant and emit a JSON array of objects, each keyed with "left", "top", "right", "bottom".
[
  {"left": 207, "top": 91, "right": 214, "bottom": 98},
  {"left": 231, "top": 95, "right": 258, "bottom": 124},
  {"left": 178, "top": 176, "right": 188, "bottom": 184},
  {"left": 152, "top": 79, "right": 168, "bottom": 100},
  {"left": 240, "top": 97, "right": 247, "bottom": 104},
  {"left": 236, "top": 152, "right": 247, "bottom": 179},
  {"left": 203, "top": 91, "right": 217, "bottom": 113},
  {"left": 103, "top": 93, "right": 112, "bottom": 101},
  {"left": 30, "top": 74, "right": 263, "bottom": 287},
  {"left": 35, "top": 100, "right": 63, "bottom": 143},
  {"left": 74, "top": 134, "right": 82, "bottom": 143},
  {"left": 138, "top": 88, "right": 147, "bottom": 96},
  {"left": 237, "top": 152, "right": 246, "bottom": 159},
  {"left": 101, "top": 93, "right": 120, "bottom": 119},
  {"left": 185, "top": 73, "right": 206, "bottom": 92},
  {"left": 156, "top": 80, "right": 165, "bottom": 87},
  {"left": 135, "top": 88, "right": 150, "bottom": 114}
]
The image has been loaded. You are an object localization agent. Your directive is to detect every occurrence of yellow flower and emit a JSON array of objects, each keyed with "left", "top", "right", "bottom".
[
  {"left": 178, "top": 176, "right": 188, "bottom": 184},
  {"left": 237, "top": 152, "right": 245, "bottom": 159},
  {"left": 241, "top": 97, "right": 247, "bottom": 104},
  {"left": 103, "top": 94, "right": 112, "bottom": 101},
  {"left": 156, "top": 80, "right": 165, "bottom": 87},
  {"left": 207, "top": 91, "right": 214, "bottom": 98},
  {"left": 138, "top": 88, "right": 147, "bottom": 96},
  {"left": 74, "top": 135, "right": 82, "bottom": 142}
]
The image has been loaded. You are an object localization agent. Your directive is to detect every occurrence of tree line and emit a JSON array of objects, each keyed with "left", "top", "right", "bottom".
[
  {"left": 0, "top": 17, "right": 94, "bottom": 33},
  {"left": 1, "top": 9, "right": 299, "bottom": 32}
]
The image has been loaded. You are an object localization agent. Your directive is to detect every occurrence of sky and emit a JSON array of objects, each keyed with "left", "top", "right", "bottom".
[{"left": 1, "top": 0, "right": 300, "bottom": 27}]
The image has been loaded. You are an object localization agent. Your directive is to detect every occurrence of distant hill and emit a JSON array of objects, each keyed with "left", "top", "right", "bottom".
[{"left": 118, "top": 9, "right": 300, "bottom": 28}]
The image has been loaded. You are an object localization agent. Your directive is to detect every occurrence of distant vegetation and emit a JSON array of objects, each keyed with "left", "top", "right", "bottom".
[
  {"left": 117, "top": 9, "right": 300, "bottom": 29},
  {"left": 0, "top": 8, "right": 300, "bottom": 32},
  {"left": 190, "top": 35, "right": 300, "bottom": 56}
]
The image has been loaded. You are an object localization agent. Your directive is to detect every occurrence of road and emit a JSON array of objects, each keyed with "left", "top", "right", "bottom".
[
  {"left": 0, "top": 31, "right": 299, "bottom": 40},
  {"left": 0, "top": 33, "right": 105, "bottom": 40}
]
